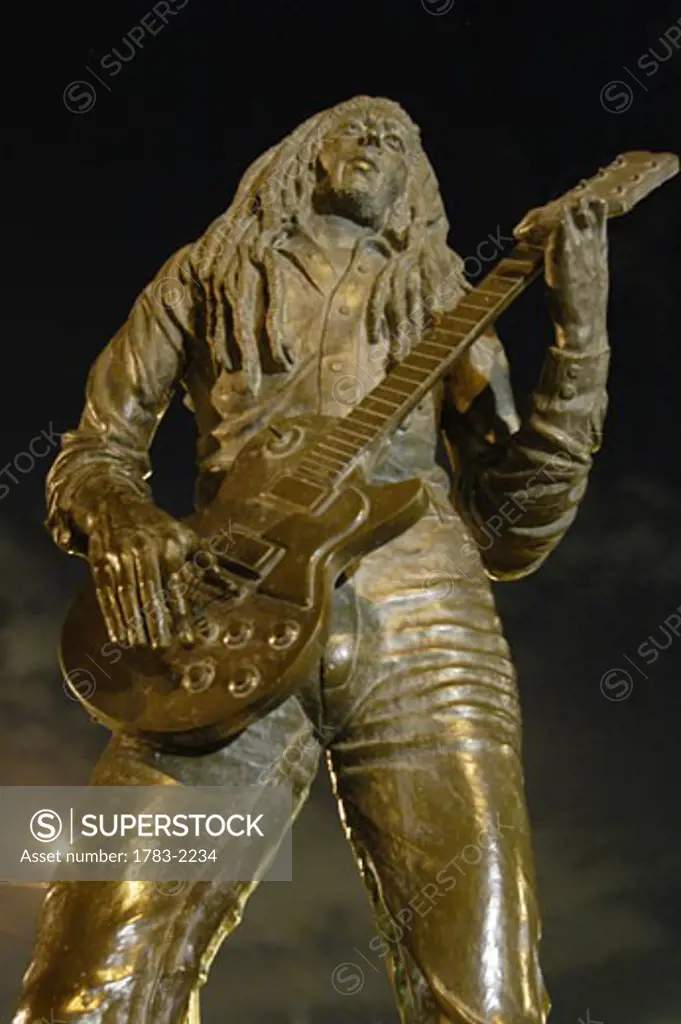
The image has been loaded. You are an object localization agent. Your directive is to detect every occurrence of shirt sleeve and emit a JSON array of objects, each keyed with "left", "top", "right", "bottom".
[
  {"left": 442, "top": 328, "right": 610, "bottom": 581},
  {"left": 46, "top": 243, "right": 200, "bottom": 556}
]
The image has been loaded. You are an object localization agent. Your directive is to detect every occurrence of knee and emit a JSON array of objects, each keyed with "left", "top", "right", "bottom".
[
  {"left": 13, "top": 964, "right": 200, "bottom": 1023},
  {"left": 13, "top": 961, "right": 136, "bottom": 1020},
  {"left": 13, "top": 971, "right": 89, "bottom": 1022}
]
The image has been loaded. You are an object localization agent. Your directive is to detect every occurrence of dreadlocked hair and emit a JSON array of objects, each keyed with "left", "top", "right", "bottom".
[{"left": 187, "top": 95, "right": 469, "bottom": 398}]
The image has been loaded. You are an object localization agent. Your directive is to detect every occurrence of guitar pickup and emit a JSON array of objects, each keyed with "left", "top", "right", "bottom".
[{"left": 213, "top": 529, "right": 282, "bottom": 579}]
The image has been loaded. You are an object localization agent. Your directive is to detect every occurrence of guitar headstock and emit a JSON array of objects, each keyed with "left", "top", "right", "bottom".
[{"left": 514, "top": 151, "right": 679, "bottom": 241}]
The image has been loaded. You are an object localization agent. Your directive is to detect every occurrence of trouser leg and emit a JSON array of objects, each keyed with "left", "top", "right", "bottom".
[
  {"left": 329, "top": 741, "right": 549, "bottom": 1023},
  {"left": 12, "top": 694, "right": 322, "bottom": 1023},
  {"left": 325, "top": 512, "right": 551, "bottom": 1024}
]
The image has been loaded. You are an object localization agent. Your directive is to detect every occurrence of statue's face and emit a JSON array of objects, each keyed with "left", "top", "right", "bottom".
[{"left": 313, "top": 112, "right": 413, "bottom": 228}]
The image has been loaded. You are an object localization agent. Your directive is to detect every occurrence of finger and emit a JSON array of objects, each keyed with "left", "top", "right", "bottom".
[
  {"left": 513, "top": 206, "right": 542, "bottom": 241},
  {"left": 406, "top": 264, "right": 424, "bottom": 337},
  {"left": 99, "top": 506, "right": 145, "bottom": 645},
  {"left": 584, "top": 196, "right": 605, "bottom": 233},
  {"left": 164, "top": 526, "right": 199, "bottom": 575},
  {"left": 167, "top": 572, "right": 195, "bottom": 645},
  {"left": 204, "top": 564, "right": 244, "bottom": 596},
  {"left": 543, "top": 215, "right": 566, "bottom": 284},
  {"left": 563, "top": 198, "right": 587, "bottom": 236},
  {"left": 590, "top": 197, "right": 608, "bottom": 240},
  {"left": 578, "top": 195, "right": 592, "bottom": 228},
  {"left": 133, "top": 543, "right": 172, "bottom": 649},
  {"left": 92, "top": 561, "right": 127, "bottom": 644},
  {"left": 116, "top": 549, "right": 147, "bottom": 645},
  {"left": 588, "top": 196, "right": 607, "bottom": 215},
  {"left": 89, "top": 528, "right": 127, "bottom": 644},
  {"left": 98, "top": 501, "right": 118, "bottom": 557},
  {"left": 191, "top": 546, "right": 221, "bottom": 578}
]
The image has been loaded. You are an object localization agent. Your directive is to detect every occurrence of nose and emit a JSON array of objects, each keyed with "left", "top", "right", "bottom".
[{"left": 360, "top": 127, "right": 382, "bottom": 150}]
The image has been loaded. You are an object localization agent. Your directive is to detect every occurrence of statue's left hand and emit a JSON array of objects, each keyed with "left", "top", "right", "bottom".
[{"left": 542, "top": 197, "right": 609, "bottom": 350}]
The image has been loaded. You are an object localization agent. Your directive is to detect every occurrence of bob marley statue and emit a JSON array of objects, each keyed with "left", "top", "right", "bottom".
[{"left": 14, "top": 95, "right": 611, "bottom": 1023}]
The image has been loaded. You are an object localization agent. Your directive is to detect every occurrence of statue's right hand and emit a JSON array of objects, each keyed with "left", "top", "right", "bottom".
[{"left": 86, "top": 498, "right": 199, "bottom": 649}]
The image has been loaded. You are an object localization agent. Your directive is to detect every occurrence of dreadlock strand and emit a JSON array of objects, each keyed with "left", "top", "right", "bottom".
[
  {"left": 406, "top": 264, "right": 425, "bottom": 341},
  {"left": 368, "top": 260, "right": 395, "bottom": 350},
  {"left": 263, "top": 248, "right": 295, "bottom": 368},
  {"left": 229, "top": 248, "right": 262, "bottom": 394},
  {"left": 385, "top": 259, "right": 411, "bottom": 356}
]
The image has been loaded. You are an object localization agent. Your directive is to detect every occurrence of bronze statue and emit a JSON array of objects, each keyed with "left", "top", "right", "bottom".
[{"left": 12, "top": 96, "right": 677, "bottom": 1023}]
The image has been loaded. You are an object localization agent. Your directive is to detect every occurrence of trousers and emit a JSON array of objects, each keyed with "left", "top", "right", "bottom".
[{"left": 13, "top": 486, "right": 550, "bottom": 1023}]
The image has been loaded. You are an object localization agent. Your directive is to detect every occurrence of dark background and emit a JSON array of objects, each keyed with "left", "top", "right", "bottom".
[{"left": 2, "top": 0, "right": 681, "bottom": 1020}]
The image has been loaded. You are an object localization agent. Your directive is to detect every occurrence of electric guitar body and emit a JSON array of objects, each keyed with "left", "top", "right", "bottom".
[{"left": 61, "top": 413, "right": 428, "bottom": 753}]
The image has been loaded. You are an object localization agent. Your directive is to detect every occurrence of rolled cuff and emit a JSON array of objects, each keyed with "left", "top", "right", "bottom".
[
  {"left": 529, "top": 343, "right": 610, "bottom": 455},
  {"left": 45, "top": 441, "right": 153, "bottom": 557}
]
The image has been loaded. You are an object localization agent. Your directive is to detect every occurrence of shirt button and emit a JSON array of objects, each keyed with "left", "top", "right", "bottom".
[
  {"left": 338, "top": 305, "right": 351, "bottom": 316},
  {"left": 560, "top": 381, "right": 577, "bottom": 400},
  {"left": 565, "top": 363, "right": 580, "bottom": 380},
  {"left": 330, "top": 360, "right": 344, "bottom": 372},
  {"left": 356, "top": 263, "right": 368, "bottom": 274}
]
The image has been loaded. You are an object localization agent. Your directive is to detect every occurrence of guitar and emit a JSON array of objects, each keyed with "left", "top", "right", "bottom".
[{"left": 60, "top": 151, "right": 679, "bottom": 754}]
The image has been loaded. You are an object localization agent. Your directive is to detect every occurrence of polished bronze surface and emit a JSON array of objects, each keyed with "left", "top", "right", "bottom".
[
  {"left": 13, "top": 96, "right": 678, "bottom": 1022},
  {"left": 57, "top": 150, "right": 677, "bottom": 756}
]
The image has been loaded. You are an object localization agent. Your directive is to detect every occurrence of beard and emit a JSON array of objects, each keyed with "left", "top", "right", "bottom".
[{"left": 312, "top": 161, "right": 402, "bottom": 229}]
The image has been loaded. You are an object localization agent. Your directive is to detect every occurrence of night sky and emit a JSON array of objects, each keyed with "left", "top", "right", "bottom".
[{"left": 2, "top": 0, "right": 681, "bottom": 1021}]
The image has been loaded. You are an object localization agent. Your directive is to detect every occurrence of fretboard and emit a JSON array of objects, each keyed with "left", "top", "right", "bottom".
[{"left": 289, "top": 240, "right": 544, "bottom": 489}]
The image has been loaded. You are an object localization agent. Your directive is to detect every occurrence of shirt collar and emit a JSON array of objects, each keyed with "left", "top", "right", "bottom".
[{"left": 275, "top": 223, "right": 391, "bottom": 294}]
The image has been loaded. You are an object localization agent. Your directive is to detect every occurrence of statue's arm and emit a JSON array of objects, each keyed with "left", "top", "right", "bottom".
[
  {"left": 442, "top": 199, "right": 611, "bottom": 581},
  {"left": 46, "top": 243, "right": 199, "bottom": 557}
]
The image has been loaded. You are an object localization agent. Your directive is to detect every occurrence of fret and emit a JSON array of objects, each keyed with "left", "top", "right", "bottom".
[
  {"left": 332, "top": 423, "right": 369, "bottom": 443},
  {"left": 389, "top": 365, "right": 427, "bottom": 383},
  {"left": 440, "top": 309, "right": 479, "bottom": 327},
  {"left": 301, "top": 452, "right": 346, "bottom": 471},
  {"left": 497, "top": 257, "right": 537, "bottom": 274},
  {"left": 377, "top": 378, "right": 414, "bottom": 398},
  {"left": 418, "top": 340, "right": 453, "bottom": 358},
  {"left": 493, "top": 261, "right": 532, "bottom": 281},
  {"left": 316, "top": 438, "right": 356, "bottom": 458},
  {"left": 494, "top": 271, "right": 529, "bottom": 287},
  {"left": 335, "top": 421, "right": 374, "bottom": 442},
  {"left": 430, "top": 315, "right": 470, "bottom": 334},
  {"left": 289, "top": 470, "right": 331, "bottom": 490},
  {"left": 351, "top": 408, "right": 386, "bottom": 427},
  {"left": 456, "top": 292, "right": 501, "bottom": 311},
  {"left": 436, "top": 316, "right": 477, "bottom": 335},
  {"left": 405, "top": 352, "right": 440, "bottom": 369},
  {"left": 304, "top": 446, "right": 345, "bottom": 467},
  {"left": 364, "top": 395, "right": 402, "bottom": 415},
  {"left": 387, "top": 366, "right": 426, "bottom": 382},
  {"left": 427, "top": 327, "right": 468, "bottom": 349},
  {"left": 477, "top": 277, "right": 516, "bottom": 296},
  {"left": 304, "top": 448, "right": 347, "bottom": 470},
  {"left": 371, "top": 379, "right": 412, "bottom": 400},
  {"left": 297, "top": 460, "right": 337, "bottom": 481}
]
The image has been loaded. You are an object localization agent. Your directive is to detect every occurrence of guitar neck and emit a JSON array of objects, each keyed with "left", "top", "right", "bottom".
[{"left": 289, "top": 240, "right": 544, "bottom": 490}]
